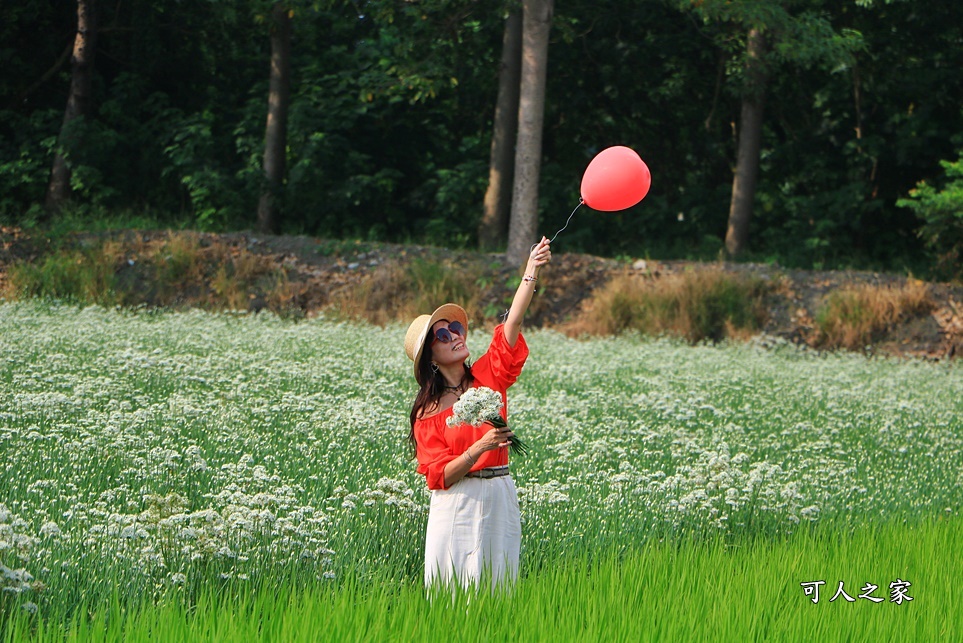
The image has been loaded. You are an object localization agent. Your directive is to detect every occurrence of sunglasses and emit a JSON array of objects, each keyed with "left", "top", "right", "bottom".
[{"left": 431, "top": 321, "right": 466, "bottom": 346}]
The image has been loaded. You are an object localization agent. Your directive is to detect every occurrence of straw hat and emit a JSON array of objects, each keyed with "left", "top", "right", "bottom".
[{"left": 404, "top": 303, "right": 469, "bottom": 384}]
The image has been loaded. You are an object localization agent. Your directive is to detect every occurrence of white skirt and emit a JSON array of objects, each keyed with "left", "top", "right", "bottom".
[{"left": 424, "top": 474, "right": 521, "bottom": 591}]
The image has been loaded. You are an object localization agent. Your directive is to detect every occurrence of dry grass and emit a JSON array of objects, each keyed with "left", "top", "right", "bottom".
[
  {"left": 3, "top": 241, "right": 125, "bottom": 306},
  {"left": 563, "top": 268, "right": 770, "bottom": 344},
  {"left": 333, "top": 258, "right": 486, "bottom": 326},
  {"left": 812, "top": 280, "right": 935, "bottom": 351},
  {"left": 3, "top": 231, "right": 297, "bottom": 314},
  {"left": 208, "top": 246, "right": 291, "bottom": 311},
  {"left": 929, "top": 297, "right": 963, "bottom": 358},
  {"left": 5, "top": 233, "right": 957, "bottom": 359}
]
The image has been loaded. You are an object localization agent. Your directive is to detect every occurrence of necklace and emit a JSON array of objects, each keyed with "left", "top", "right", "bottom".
[{"left": 442, "top": 384, "right": 463, "bottom": 395}]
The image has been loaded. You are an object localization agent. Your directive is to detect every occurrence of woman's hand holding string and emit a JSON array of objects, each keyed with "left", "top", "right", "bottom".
[{"left": 503, "top": 236, "right": 551, "bottom": 346}]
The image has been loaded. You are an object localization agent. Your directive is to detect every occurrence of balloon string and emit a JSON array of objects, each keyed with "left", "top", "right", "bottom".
[
  {"left": 512, "top": 199, "right": 584, "bottom": 323},
  {"left": 549, "top": 199, "right": 584, "bottom": 243},
  {"left": 531, "top": 199, "right": 584, "bottom": 252}
]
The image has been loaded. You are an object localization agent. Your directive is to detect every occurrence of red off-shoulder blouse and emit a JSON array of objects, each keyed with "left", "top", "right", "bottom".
[{"left": 414, "top": 323, "right": 529, "bottom": 490}]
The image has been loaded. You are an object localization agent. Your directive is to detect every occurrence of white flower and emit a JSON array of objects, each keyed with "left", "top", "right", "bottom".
[
  {"left": 447, "top": 387, "right": 504, "bottom": 428},
  {"left": 40, "top": 522, "right": 61, "bottom": 538}
]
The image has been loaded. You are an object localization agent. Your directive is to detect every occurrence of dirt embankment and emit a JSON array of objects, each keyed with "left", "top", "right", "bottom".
[{"left": 2, "top": 227, "right": 962, "bottom": 360}]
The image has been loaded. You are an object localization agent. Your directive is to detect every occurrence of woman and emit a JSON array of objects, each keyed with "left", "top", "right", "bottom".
[{"left": 404, "top": 237, "right": 551, "bottom": 591}]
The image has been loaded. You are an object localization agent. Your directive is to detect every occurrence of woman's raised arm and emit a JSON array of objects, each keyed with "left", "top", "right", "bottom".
[{"left": 503, "top": 236, "right": 551, "bottom": 347}]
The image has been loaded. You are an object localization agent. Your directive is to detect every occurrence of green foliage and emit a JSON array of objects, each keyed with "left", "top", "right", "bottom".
[
  {"left": 0, "top": 109, "right": 61, "bottom": 218},
  {"left": 1, "top": 0, "right": 962, "bottom": 273},
  {"left": 898, "top": 153, "right": 963, "bottom": 279},
  {"left": 161, "top": 111, "right": 246, "bottom": 229}
]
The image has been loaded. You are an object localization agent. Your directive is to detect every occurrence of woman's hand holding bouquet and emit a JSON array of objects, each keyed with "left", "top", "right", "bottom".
[{"left": 447, "top": 386, "right": 529, "bottom": 456}]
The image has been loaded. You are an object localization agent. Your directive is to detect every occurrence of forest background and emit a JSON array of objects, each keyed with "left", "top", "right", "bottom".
[{"left": 2, "top": 0, "right": 963, "bottom": 280}]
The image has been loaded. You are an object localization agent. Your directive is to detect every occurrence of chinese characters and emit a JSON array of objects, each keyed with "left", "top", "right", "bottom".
[{"left": 800, "top": 579, "right": 913, "bottom": 604}]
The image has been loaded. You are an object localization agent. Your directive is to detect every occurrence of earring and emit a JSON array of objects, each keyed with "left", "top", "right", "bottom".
[{"left": 430, "top": 362, "right": 439, "bottom": 373}]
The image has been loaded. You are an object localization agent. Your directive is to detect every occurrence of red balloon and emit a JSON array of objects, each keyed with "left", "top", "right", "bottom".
[{"left": 580, "top": 146, "right": 651, "bottom": 211}]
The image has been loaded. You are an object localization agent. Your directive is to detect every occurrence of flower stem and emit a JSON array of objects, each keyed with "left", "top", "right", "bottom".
[{"left": 489, "top": 417, "right": 528, "bottom": 456}]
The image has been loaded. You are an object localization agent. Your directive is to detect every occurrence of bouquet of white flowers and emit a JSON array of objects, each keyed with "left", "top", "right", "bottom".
[{"left": 447, "top": 386, "right": 529, "bottom": 456}]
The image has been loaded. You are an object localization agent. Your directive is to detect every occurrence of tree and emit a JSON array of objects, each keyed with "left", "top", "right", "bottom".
[
  {"left": 5, "top": 0, "right": 957, "bottom": 273},
  {"left": 677, "top": 0, "right": 862, "bottom": 257},
  {"left": 726, "top": 27, "right": 768, "bottom": 256},
  {"left": 898, "top": 152, "right": 963, "bottom": 279},
  {"left": 478, "top": 8, "right": 522, "bottom": 251},
  {"left": 45, "top": 0, "right": 98, "bottom": 211},
  {"left": 506, "top": 0, "right": 553, "bottom": 265},
  {"left": 257, "top": 2, "right": 292, "bottom": 234}
]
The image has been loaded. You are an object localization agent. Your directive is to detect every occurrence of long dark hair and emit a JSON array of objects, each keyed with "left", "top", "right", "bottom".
[{"left": 408, "top": 339, "right": 473, "bottom": 455}]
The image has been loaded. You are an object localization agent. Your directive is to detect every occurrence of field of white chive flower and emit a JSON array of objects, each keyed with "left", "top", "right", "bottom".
[{"left": 2, "top": 301, "right": 961, "bottom": 638}]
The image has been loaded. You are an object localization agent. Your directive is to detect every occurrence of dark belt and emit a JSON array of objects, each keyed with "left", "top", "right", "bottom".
[{"left": 465, "top": 466, "right": 510, "bottom": 479}]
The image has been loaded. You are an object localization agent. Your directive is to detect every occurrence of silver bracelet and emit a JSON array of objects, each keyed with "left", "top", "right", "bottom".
[{"left": 463, "top": 449, "right": 475, "bottom": 465}]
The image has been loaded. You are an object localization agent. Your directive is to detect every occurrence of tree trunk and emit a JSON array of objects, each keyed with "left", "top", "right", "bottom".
[
  {"left": 257, "top": 3, "right": 292, "bottom": 235},
  {"left": 506, "top": 0, "right": 553, "bottom": 266},
  {"left": 45, "top": 0, "right": 97, "bottom": 212},
  {"left": 725, "top": 28, "right": 768, "bottom": 257},
  {"left": 478, "top": 10, "right": 522, "bottom": 251}
]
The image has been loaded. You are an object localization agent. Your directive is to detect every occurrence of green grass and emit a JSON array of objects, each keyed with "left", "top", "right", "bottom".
[
  {"left": 1, "top": 301, "right": 961, "bottom": 639},
  {"left": 16, "top": 204, "right": 193, "bottom": 240},
  {"left": 5, "top": 517, "right": 957, "bottom": 641},
  {"left": 5, "top": 247, "right": 120, "bottom": 305}
]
